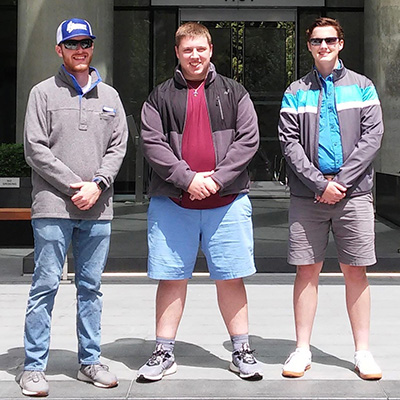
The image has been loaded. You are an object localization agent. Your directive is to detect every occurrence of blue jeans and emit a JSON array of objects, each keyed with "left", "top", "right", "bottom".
[{"left": 24, "top": 218, "right": 111, "bottom": 371}]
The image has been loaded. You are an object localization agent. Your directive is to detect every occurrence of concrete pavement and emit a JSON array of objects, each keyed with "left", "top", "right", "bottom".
[
  {"left": 2, "top": 184, "right": 400, "bottom": 399},
  {"left": 1, "top": 260, "right": 400, "bottom": 399}
]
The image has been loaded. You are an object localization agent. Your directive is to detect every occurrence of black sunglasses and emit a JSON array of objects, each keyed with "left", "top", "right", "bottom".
[
  {"left": 309, "top": 37, "right": 339, "bottom": 46},
  {"left": 62, "top": 39, "right": 93, "bottom": 50}
]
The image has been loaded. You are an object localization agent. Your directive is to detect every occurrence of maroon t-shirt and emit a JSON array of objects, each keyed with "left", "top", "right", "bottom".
[{"left": 172, "top": 80, "right": 236, "bottom": 209}]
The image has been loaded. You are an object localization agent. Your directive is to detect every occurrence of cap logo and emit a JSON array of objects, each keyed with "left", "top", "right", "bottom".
[
  {"left": 56, "top": 18, "right": 95, "bottom": 44},
  {"left": 67, "top": 21, "right": 88, "bottom": 33}
]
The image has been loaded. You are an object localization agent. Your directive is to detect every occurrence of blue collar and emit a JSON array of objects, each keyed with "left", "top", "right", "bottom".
[
  {"left": 61, "top": 65, "right": 102, "bottom": 95},
  {"left": 315, "top": 60, "right": 342, "bottom": 82}
]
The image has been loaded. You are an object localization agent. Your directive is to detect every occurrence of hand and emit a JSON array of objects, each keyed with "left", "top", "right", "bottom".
[
  {"left": 317, "top": 181, "right": 347, "bottom": 205},
  {"left": 189, "top": 176, "right": 220, "bottom": 201},
  {"left": 70, "top": 181, "right": 101, "bottom": 210},
  {"left": 187, "top": 171, "right": 220, "bottom": 201}
]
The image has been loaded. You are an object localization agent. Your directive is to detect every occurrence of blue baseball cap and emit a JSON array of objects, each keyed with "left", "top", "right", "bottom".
[{"left": 56, "top": 18, "right": 96, "bottom": 45}]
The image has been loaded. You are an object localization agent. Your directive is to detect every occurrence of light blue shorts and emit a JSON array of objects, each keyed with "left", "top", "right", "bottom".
[{"left": 147, "top": 194, "right": 256, "bottom": 280}]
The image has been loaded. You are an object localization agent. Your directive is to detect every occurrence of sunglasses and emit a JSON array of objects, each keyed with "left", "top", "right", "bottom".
[
  {"left": 309, "top": 37, "right": 339, "bottom": 46},
  {"left": 62, "top": 39, "right": 93, "bottom": 50}
]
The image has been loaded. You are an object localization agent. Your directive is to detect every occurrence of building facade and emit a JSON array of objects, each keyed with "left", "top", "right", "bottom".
[{"left": 1, "top": 0, "right": 399, "bottom": 200}]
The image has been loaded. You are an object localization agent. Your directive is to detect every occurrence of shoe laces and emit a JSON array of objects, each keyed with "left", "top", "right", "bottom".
[
  {"left": 285, "top": 348, "right": 311, "bottom": 364},
  {"left": 284, "top": 352, "right": 296, "bottom": 365},
  {"left": 84, "top": 363, "right": 110, "bottom": 377},
  {"left": 147, "top": 344, "right": 172, "bottom": 366},
  {"left": 355, "top": 351, "right": 374, "bottom": 365},
  {"left": 233, "top": 343, "right": 257, "bottom": 365},
  {"left": 26, "top": 371, "right": 46, "bottom": 383}
]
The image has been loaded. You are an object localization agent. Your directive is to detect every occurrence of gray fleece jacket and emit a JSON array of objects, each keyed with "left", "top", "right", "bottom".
[{"left": 24, "top": 66, "right": 128, "bottom": 220}]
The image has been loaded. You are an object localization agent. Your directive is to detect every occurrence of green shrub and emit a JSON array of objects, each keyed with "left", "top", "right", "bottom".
[{"left": 0, "top": 143, "right": 31, "bottom": 177}]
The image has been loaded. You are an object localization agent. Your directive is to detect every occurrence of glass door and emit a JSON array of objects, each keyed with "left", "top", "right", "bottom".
[{"left": 180, "top": 9, "right": 296, "bottom": 183}]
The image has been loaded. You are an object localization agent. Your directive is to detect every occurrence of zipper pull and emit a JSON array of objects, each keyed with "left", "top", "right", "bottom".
[{"left": 216, "top": 96, "right": 224, "bottom": 120}]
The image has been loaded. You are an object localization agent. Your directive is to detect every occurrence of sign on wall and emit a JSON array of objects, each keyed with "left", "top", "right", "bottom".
[{"left": 0, "top": 178, "right": 20, "bottom": 188}]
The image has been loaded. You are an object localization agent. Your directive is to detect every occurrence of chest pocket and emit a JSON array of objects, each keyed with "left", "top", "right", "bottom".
[{"left": 99, "top": 107, "right": 116, "bottom": 121}]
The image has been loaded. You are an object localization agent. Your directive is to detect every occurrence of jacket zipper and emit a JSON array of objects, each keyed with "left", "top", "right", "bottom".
[
  {"left": 314, "top": 69, "right": 322, "bottom": 168},
  {"left": 216, "top": 96, "right": 224, "bottom": 120},
  {"left": 204, "top": 85, "right": 218, "bottom": 168},
  {"left": 179, "top": 85, "right": 190, "bottom": 201}
]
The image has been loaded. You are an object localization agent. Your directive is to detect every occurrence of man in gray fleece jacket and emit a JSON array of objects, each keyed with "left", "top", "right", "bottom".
[{"left": 18, "top": 18, "right": 128, "bottom": 397}]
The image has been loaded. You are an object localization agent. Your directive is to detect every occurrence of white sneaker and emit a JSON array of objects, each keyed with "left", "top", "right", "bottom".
[
  {"left": 282, "top": 348, "right": 312, "bottom": 378},
  {"left": 18, "top": 370, "right": 49, "bottom": 397},
  {"left": 354, "top": 350, "right": 382, "bottom": 380}
]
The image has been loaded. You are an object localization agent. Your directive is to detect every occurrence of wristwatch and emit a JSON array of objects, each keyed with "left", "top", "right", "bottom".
[{"left": 93, "top": 177, "right": 106, "bottom": 191}]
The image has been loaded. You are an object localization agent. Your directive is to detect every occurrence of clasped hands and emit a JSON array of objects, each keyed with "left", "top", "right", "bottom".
[
  {"left": 187, "top": 171, "right": 220, "bottom": 201},
  {"left": 315, "top": 181, "right": 347, "bottom": 205},
  {"left": 70, "top": 181, "right": 101, "bottom": 210}
]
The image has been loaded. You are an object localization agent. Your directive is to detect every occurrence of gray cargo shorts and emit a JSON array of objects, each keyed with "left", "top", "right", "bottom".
[{"left": 288, "top": 193, "right": 376, "bottom": 267}]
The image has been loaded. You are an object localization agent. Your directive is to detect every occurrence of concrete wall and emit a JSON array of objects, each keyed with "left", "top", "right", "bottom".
[
  {"left": 16, "top": 0, "right": 113, "bottom": 143},
  {"left": 365, "top": 0, "right": 400, "bottom": 175}
]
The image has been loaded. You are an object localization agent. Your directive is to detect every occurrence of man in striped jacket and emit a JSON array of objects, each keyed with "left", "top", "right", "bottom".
[{"left": 278, "top": 17, "right": 383, "bottom": 380}]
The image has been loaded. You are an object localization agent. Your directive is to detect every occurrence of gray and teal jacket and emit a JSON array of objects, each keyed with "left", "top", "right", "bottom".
[
  {"left": 24, "top": 66, "right": 128, "bottom": 220},
  {"left": 140, "top": 63, "right": 259, "bottom": 198},
  {"left": 278, "top": 61, "right": 384, "bottom": 198}
]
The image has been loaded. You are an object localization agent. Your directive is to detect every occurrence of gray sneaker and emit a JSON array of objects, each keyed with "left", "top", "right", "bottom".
[
  {"left": 77, "top": 363, "right": 118, "bottom": 388},
  {"left": 18, "top": 370, "right": 49, "bottom": 397},
  {"left": 137, "top": 343, "right": 177, "bottom": 381},
  {"left": 229, "top": 343, "right": 263, "bottom": 380}
]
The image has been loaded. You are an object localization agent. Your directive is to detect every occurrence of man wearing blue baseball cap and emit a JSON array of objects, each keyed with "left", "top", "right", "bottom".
[
  {"left": 56, "top": 18, "right": 96, "bottom": 44},
  {"left": 17, "top": 18, "right": 128, "bottom": 396}
]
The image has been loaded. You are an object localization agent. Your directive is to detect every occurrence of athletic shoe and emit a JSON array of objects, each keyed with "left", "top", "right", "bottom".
[
  {"left": 229, "top": 343, "right": 263, "bottom": 380},
  {"left": 354, "top": 350, "right": 382, "bottom": 380},
  {"left": 137, "top": 343, "right": 177, "bottom": 381},
  {"left": 18, "top": 370, "right": 49, "bottom": 397},
  {"left": 77, "top": 363, "right": 118, "bottom": 388},
  {"left": 282, "top": 348, "right": 312, "bottom": 378}
]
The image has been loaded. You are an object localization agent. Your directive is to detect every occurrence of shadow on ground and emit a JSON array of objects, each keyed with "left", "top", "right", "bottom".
[
  {"left": 0, "top": 336, "right": 355, "bottom": 380},
  {"left": 224, "top": 335, "right": 355, "bottom": 374}
]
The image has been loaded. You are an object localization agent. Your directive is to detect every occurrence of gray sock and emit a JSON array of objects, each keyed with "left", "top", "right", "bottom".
[
  {"left": 231, "top": 334, "right": 249, "bottom": 352},
  {"left": 156, "top": 337, "right": 175, "bottom": 354}
]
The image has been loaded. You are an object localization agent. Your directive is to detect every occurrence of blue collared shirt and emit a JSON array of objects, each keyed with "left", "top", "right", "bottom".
[{"left": 318, "top": 64, "right": 343, "bottom": 174}]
